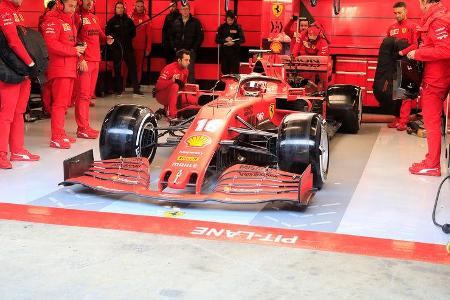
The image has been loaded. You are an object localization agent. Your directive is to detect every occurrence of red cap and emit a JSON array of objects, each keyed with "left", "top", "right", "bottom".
[{"left": 308, "top": 27, "right": 320, "bottom": 36}]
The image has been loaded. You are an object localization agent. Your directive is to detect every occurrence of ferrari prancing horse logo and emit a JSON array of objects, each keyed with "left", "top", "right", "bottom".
[
  {"left": 269, "top": 103, "right": 275, "bottom": 119},
  {"left": 272, "top": 3, "right": 283, "bottom": 18}
]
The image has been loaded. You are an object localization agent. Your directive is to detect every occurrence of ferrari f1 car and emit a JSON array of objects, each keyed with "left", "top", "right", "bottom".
[{"left": 63, "top": 52, "right": 362, "bottom": 209}]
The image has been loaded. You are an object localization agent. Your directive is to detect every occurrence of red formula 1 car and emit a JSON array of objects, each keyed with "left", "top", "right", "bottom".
[{"left": 63, "top": 52, "right": 362, "bottom": 209}]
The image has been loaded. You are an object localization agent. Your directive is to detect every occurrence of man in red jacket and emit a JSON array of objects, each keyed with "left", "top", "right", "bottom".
[
  {"left": 131, "top": 0, "right": 152, "bottom": 84},
  {"left": 42, "top": 0, "right": 86, "bottom": 149},
  {"left": 0, "top": 0, "right": 40, "bottom": 169},
  {"left": 387, "top": 2, "right": 420, "bottom": 131},
  {"left": 39, "top": 0, "right": 57, "bottom": 116},
  {"left": 292, "top": 26, "right": 329, "bottom": 57},
  {"left": 406, "top": 0, "right": 450, "bottom": 176},
  {"left": 283, "top": 16, "right": 309, "bottom": 54},
  {"left": 74, "top": 0, "right": 113, "bottom": 139},
  {"left": 155, "top": 49, "right": 191, "bottom": 119}
]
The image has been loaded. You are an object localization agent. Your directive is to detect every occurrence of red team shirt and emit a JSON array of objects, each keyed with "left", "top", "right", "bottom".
[
  {"left": 41, "top": 10, "right": 79, "bottom": 80},
  {"left": 0, "top": 0, "right": 33, "bottom": 66},
  {"left": 131, "top": 12, "right": 152, "bottom": 52},
  {"left": 155, "top": 62, "right": 189, "bottom": 91},
  {"left": 292, "top": 34, "right": 329, "bottom": 56},
  {"left": 387, "top": 19, "right": 419, "bottom": 53},
  {"left": 75, "top": 9, "right": 107, "bottom": 62}
]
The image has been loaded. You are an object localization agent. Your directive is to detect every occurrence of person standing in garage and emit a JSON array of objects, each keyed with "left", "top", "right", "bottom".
[
  {"left": 406, "top": 0, "right": 450, "bottom": 176},
  {"left": 0, "top": 0, "right": 40, "bottom": 169},
  {"left": 215, "top": 10, "right": 245, "bottom": 75},
  {"left": 284, "top": 16, "right": 309, "bottom": 54},
  {"left": 386, "top": 2, "right": 420, "bottom": 131},
  {"left": 106, "top": 1, "right": 144, "bottom": 97},
  {"left": 131, "top": 0, "right": 152, "bottom": 85},
  {"left": 42, "top": 0, "right": 86, "bottom": 149},
  {"left": 162, "top": 0, "right": 180, "bottom": 64},
  {"left": 292, "top": 26, "right": 329, "bottom": 57},
  {"left": 74, "top": 0, "right": 114, "bottom": 139},
  {"left": 172, "top": 3, "right": 203, "bottom": 83}
]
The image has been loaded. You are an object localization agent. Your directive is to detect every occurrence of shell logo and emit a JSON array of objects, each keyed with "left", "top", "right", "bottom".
[
  {"left": 270, "top": 41, "right": 283, "bottom": 54},
  {"left": 186, "top": 135, "right": 211, "bottom": 148}
]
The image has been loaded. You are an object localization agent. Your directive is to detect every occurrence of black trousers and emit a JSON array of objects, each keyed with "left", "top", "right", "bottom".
[
  {"left": 111, "top": 47, "right": 139, "bottom": 93},
  {"left": 220, "top": 47, "right": 240, "bottom": 75}
]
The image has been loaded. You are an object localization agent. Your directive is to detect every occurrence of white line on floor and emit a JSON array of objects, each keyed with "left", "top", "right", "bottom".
[
  {"left": 281, "top": 222, "right": 292, "bottom": 227},
  {"left": 264, "top": 216, "right": 279, "bottom": 222},
  {"left": 299, "top": 214, "right": 314, "bottom": 218},
  {"left": 310, "top": 221, "right": 332, "bottom": 226},
  {"left": 316, "top": 212, "right": 337, "bottom": 216},
  {"left": 48, "top": 197, "right": 64, "bottom": 208},
  {"left": 321, "top": 203, "right": 341, "bottom": 207},
  {"left": 292, "top": 224, "right": 308, "bottom": 228}
]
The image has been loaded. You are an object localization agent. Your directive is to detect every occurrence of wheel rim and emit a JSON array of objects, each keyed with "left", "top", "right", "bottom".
[
  {"left": 318, "top": 123, "right": 329, "bottom": 182},
  {"left": 138, "top": 122, "right": 157, "bottom": 160}
]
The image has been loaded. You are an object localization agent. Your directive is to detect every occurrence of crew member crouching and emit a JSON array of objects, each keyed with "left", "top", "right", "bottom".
[{"left": 155, "top": 49, "right": 194, "bottom": 119}]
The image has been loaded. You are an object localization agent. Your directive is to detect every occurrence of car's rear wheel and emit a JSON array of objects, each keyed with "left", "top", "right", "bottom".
[
  {"left": 99, "top": 104, "right": 158, "bottom": 162},
  {"left": 277, "top": 113, "right": 329, "bottom": 189}
]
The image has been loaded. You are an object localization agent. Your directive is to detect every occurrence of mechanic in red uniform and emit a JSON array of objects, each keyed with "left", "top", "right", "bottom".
[
  {"left": 387, "top": 2, "right": 420, "bottom": 131},
  {"left": 283, "top": 16, "right": 309, "bottom": 54},
  {"left": 155, "top": 49, "right": 191, "bottom": 119},
  {"left": 42, "top": 0, "right": 86, "bottom": 149},
  {"left": 406, "top": 0, "right": 450, "bottom": 176},
  {"left": 39, "top": 0, "right": 57, "bottom": 116},
  {"left": 292, "top": 26, "right": 329, "bottom": 57},
  {"left": 74, "top": 0, "right": 114, "bottom": 139},
  {"left": 0, "top": 0, "right": 40, "bottom": 169},
  {"left": 131, "top": 0, "right": 152, "bottom": 84}
]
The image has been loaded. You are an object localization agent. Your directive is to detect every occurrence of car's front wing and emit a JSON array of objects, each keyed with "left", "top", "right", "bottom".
[{"left": 62, "top": 157, "right": 314, "bottom": 207}]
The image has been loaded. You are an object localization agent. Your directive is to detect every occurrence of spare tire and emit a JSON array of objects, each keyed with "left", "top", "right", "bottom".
[
  {"left": 327, "top": 84, "right": 362, "bottom": 134},
  {"left": 100, "top": 104, "right": 158, "bottom": 162},
  {"left": 277, "top": 112, "right": 329, "bottom": 189}
]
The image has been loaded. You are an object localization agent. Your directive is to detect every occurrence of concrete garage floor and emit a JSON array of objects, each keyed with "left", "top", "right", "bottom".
[
  {"left": 0, "top": 220, "right": 449, "bottom": 300},
  {"left": 0, "top": 89, "right": 449, "bottom": 298}
]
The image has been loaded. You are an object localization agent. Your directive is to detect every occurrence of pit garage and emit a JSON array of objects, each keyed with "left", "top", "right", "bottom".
[{"left": 0, "top": 0, "right": 449, "bottom": 298}]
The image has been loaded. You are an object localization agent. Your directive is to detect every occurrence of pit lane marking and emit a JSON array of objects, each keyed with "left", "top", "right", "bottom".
[
  {"left": 316, "top": 212, "right": 337, "bottom": 216},
  {"left": 48, "top": 197, "right": 64, "bottom": 208},
  {"left": 310, "top": 221, "right": 332, "bottom": 226},
  {"left": 264, "top": 216, "right": 279, "bottom": 222},
  {"left": 321, "top": 203, "right": 341, "bottom": 207}
]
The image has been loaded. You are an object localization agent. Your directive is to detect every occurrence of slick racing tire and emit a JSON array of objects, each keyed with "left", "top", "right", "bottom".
[
  {"left": 327, "top": 84, "right": 362, "bottom": 134},
  {"left": 277, "top": 113, "right": 329, "bottom": 189},
  {"left": 100, "top": 104, "right": 158, "bottom": 162}
]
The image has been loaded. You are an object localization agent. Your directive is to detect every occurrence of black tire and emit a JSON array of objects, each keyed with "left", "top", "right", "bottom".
[
  {"left": 327, "top": 84, "right": 362, "bottom": 134},
  {"left": 277, "top": 113, "right": 329, "bottom": 189},
  {"left": 99, "top": 104, "right": 158, "bottom": 162}
]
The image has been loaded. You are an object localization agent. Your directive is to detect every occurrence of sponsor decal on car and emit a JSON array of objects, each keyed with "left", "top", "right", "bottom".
[
  {"left": 171, "top": 162, "right": 198, "bottom": 168},
  {"left": 186, "top": 135, "right": 211, "bottom": 148},
  {"left": 179, "top": 150, "right": 203, "bottom": 155},
  {"left": 177, "top": 156, "right": 199, "bottom": 162},
  {"left": 269, "top": 103, "right": 275, "bottom": 119}
]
